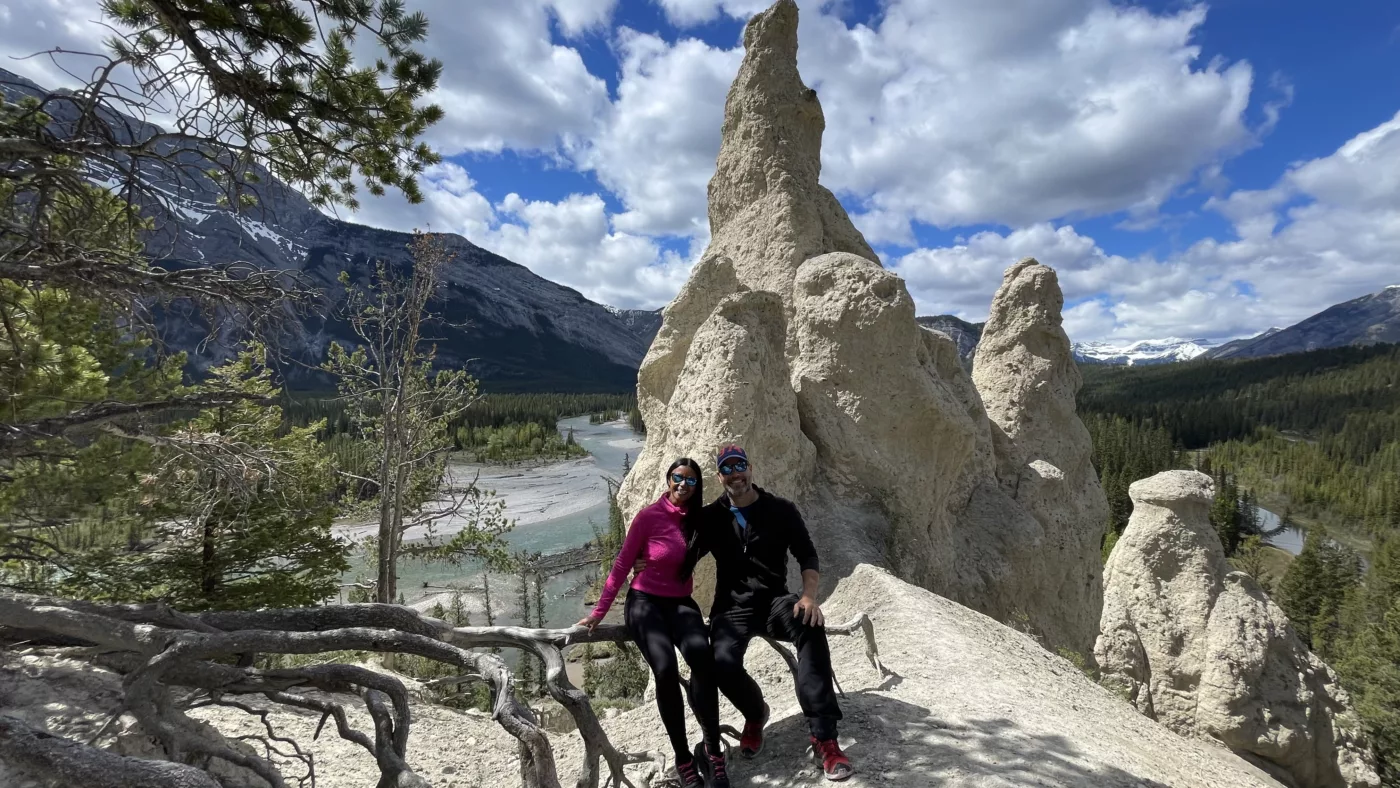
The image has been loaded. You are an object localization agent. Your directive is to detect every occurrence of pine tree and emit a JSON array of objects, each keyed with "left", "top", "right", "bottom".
[
  {"left": 449, "top": 590, "right": 470, "bottom": 628},
  {"left": 516, "top": 564, "right": 535, "bottom": 695},
  {"left": 1278, "top": 525, "right": 1363, "bottom": 649},
  {"left": 533, "top": 571, "right": 548, "bottom": 689},
  {"left": 1333, "top": 539, "right": 1400, "bottom": 782},
  {"left": 2, "top": 0, "right": 452, "bottom": 602},
  {"left": 1231, "top": 534, "right": 1273, "bottom": 593},
  {"left": 57, "top": 347, "right": 346, "bottom": 610},
  {"left": 1210, "top": 471, "right": 1243, "bottom": 555}
]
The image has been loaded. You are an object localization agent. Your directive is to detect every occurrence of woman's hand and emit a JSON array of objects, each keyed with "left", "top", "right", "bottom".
[{"left": 576, "top": 613, "right": 603, "bottom": 631}]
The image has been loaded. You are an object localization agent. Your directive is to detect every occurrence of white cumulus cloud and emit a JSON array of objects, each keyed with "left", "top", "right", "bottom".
[
  {"left": 901, "top": 110, "right": 1400, "bottom": 343},
  {"left": 653, "top": 0, "right": 773, "bottom": 28},
  {"left": 351, "top": 163, "right": 693, "bottom": 310},
  {"left": 574, "top": 29, "right": 742, "bottom": 237},
  {"left": 800, "top": 0, "right": 1265, "bottom": 241}
]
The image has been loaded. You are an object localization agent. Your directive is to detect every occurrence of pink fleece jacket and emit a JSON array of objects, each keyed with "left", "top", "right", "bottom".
[{"left": 590, "top": 493, "right": 693, "bottom": 618}]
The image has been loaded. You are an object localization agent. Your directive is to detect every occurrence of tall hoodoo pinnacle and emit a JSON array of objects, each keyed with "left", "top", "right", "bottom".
[{"left": 702, "top": 0, "right": 876, "bottom": 300}]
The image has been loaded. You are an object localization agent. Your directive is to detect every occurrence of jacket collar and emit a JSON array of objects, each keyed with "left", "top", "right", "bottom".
[{"left": 657, "top": 491, "right": 687, "bottom": 515}]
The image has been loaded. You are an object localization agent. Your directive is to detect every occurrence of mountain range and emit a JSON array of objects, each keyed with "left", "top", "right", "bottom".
[
  {"left": 8, "top": 65, "right": 1397, "bottom": 388},
  {"left": 2, "top": 68, "right": 659, "bottom": 393},
  {"left": 915, "top": 319, "right": 1215, "bottom": 367},
  {"left": 1202, "top": 286, "right": 1400, "bottom": 360},
  {"left": 1069, "top": 338, "right": 1212, "bottom": 366},
  {"left": 917, "top": 284, "right": 1399, "bottom": 369}
]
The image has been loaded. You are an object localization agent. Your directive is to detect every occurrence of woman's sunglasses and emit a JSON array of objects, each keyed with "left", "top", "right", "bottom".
[
  {"left": 670, "top": 473, "right": 699, "bottom": 486},
  {"left": 718, "top": 460, "right": 748, "bottom": 476}
]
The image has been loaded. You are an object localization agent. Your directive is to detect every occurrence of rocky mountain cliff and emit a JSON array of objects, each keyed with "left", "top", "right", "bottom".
[
  {"left": 915, "top": 315, "right": 983, "bottom": 366},
  {"left": 1, "top": 68, "right": 654, "bottom": 393},
  {"left": 618, "top": 0, "right": 1108, "bottom": 655},
  {"left": 1203, "top": 286, "right": 1400, "bottom": 360}
]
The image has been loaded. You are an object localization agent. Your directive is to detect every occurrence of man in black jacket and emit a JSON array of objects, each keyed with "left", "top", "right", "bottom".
[{"left": 692, "top": 444, "right": 852, "bottom": 781}]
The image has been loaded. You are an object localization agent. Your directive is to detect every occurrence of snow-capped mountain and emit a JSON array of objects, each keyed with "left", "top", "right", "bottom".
[{"left": 1070, "top": 338, "right": 1213, "bottom": 366}]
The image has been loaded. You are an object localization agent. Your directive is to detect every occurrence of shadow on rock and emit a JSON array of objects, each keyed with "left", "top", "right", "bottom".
[{"left": 724, "top": 691, "right": 1172, "bottom": 787}]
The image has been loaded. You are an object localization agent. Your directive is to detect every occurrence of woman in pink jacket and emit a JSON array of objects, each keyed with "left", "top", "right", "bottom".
[{"left": 577, "top": 458, "right": 726, "bottom": 788}]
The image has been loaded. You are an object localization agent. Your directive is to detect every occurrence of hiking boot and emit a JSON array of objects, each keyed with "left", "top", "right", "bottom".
[
  {"left": 706, "top": 743, "right": 731, "bottom": 788},
  {"left": 675, "top": 756, "right": 703, "bottom": 788},
  {"left": 811, "top": 736, "right": 853, "bottom": 781},
  {"left": 739, "top": 702, "right": 769, "bottom": 758}
]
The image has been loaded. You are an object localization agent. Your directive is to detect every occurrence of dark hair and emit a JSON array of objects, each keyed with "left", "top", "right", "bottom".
[{"left": 666, "top": 457, "right": 705, "bottom": 580}]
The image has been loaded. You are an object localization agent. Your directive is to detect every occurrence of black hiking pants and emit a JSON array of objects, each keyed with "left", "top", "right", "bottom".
[
  {"left": 623, "top": 588, "right": 721, "bottom": 761},
  {"left": 705, "top": 593, "right": 842, "bottom": 740}
]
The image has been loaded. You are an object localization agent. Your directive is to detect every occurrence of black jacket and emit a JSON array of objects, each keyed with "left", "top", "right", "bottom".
[{"left": 691, "top": 485, "right": 820, "bottom": 611}]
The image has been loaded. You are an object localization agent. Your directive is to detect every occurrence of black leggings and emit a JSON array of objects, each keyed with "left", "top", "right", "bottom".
[{"left": 624, "top": 588, "right": 720, "bottom": 761}]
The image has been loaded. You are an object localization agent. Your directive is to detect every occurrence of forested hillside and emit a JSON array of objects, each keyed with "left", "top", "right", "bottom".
[{"left": 1080, "top": 342, "right": 1400, "bottom": 539}]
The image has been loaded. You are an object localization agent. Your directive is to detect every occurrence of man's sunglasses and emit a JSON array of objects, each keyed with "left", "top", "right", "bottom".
[
  {"left": 670, "top": 473, "right": 699, "bottom": 486},
  {"left": 718, "top": 460, "right": 748, "bottom": 476}
]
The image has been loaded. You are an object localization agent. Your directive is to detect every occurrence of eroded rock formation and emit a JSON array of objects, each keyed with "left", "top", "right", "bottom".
[
  {"left": 1095, "top": 470, "right": 1380, "bottom": 788},
  {"left": 617, "top": 0, "right": 1108, "bottom": 654}
]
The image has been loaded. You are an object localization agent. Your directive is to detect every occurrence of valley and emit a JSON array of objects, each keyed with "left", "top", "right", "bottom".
[{"left": 335, "top": 413, "right": 646, "bottom": 629}]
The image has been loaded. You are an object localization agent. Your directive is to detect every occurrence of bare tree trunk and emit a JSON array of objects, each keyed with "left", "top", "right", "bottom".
[
  {"left": 376, "top": 400, "right": 399, "bottom": 605},
  {"left": 200, "top": 516, "right": 217, "bottom": 602}
]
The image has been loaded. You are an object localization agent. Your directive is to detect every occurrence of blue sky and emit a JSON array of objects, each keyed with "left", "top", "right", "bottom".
[{"left": 3, "top": 0, "right": 1398, "bottom": 344}]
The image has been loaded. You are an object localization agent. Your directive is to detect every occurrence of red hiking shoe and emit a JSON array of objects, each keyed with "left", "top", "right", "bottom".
[
  {"left": 705, "top": 743, "right": 731, "bottom": 788},
  {"left": 739, "top": 702, "right": 769, "bottom": 758},
  {"left": 674, "top": 756, "right": 703, "bottom": 788},
  {"left": 811, "top": 736, "right": 853, "bottom": 781}
]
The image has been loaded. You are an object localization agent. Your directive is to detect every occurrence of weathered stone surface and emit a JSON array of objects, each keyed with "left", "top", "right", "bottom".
[
  {"left": 702, "top": 0, "right": 877, "bottom": 302},
  {"left": 600, "top": 563, "right": 1289, "bottom": 787},
  {"left": 789, "top": 252, "right": 977, "bottom": 590},
  {"left": 969, "top": 258, "right": 1110, "bottom": 652},
  {"left": 618, "top": 0, "right": 1109, "bottom": 655},
  {"left": 1095, "top": 470, "right": 1380, "bottom": 788}
]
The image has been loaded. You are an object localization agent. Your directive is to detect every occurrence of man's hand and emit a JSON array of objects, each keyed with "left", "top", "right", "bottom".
[
  {"left": 793, "top": 595, "right": 824, "bottom": 627},
  {"left": 630, "top": 557, "right": 647, "bottom": 578}
]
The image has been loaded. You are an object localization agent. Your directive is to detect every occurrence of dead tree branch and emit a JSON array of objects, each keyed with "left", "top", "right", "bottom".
[{"left": 0, "top": 591, "right": 880, "bottom": 788}]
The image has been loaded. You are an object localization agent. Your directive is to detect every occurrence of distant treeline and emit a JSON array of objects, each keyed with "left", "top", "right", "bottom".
[{"left": 284, "top": 391, "right": 637, "bottom": 440}]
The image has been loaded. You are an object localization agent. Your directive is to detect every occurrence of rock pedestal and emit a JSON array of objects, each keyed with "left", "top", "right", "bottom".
[{"left": 1095, "top": 470, "right": 1380, "bottom": 788}]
